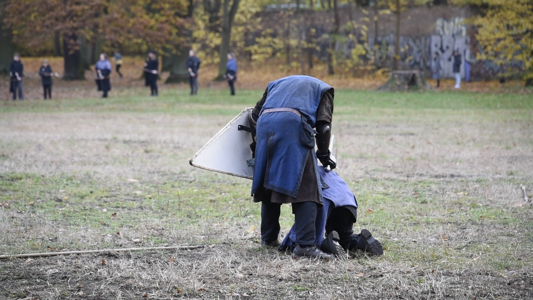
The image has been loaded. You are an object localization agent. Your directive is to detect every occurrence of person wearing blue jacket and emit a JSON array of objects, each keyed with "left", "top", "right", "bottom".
[
  {"left": 39, "top": 59, "right": 54, "bottom": 99},
  {"left": 249, "top": 75, "right": 337, "bottom": 260},
  {"left": 95, "top": 53, "right": 112, "bottom": 98},
  {"left": 225, "top": 53, "right": 238, "bottom": 95},
  {"left": 9, "top": 53, "right": 24, "bottom": 100},
  {"left": 279, "top": 166, "right": 383, "bottom": 257}
]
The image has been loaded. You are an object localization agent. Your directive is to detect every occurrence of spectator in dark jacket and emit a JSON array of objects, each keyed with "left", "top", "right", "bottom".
[
  {"left": 224, "top": 53, "right": 238, "bottom": 96},
  {"left": 187, "top": 49, "right": 201, "bottom": 95},
  {"left": 95, "top": 53, "right": 112, "bottom": 98},
  {"left": 39, "top": 59, "right": 54, "bottom": 99},
  {"left": 9, "top": 53, "right": 23, "bottom": 100},
  {"left": 113, "top": 50, "right": 123, "bottom": 78},
  {"left": 145, "top": 51, "right": 159, "bottom": 96},
  {"left": 452, "top": 50, "right": 462, "bottom": 89},
  {"left": 431, "top": 52, "right": 442, "bottom": 88}
]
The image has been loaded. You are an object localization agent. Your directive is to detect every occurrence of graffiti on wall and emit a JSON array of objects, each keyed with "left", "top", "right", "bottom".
[{"left": 319, "top": 16, "right": 523, "bottom": 80}]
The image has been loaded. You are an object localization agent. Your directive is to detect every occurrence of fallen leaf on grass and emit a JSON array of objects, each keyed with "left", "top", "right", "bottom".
[
  {"left": 355, "top": 273, "right": 365, "bottom": 277},
  {"left": 28, "top": 201, "right": 34, "bottom": 206},
  {"left": 441, "top": 236, "right": 448, "bottom": 241},
  {"left": 143, "top": 294, "right": 147, "bottom": 298},
  {"left": 247, "top": 225, "right": 255, "bottom": 234},
  {"left": 111, "top": 213, "right": 117, "bottom": 218},
  {"left": 365, "top": 209, "right": 374, "bottom": 214},
  {"left": 101, "top": 259, "right": 106, "bottom": 266}
]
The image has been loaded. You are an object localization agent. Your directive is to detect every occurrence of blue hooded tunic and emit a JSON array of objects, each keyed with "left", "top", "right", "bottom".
[{"left": 251, "top": 75, "right": 332, "bottom": 199}]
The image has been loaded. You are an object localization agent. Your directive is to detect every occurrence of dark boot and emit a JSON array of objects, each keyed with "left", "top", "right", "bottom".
[
  {"left": 292, "top": 245, "right": 332, "bottom": 260},
  {"left": 261, "top": 239, "right": 280, "bottom": 248},
  {"left": 341, "top": 229, "right": 383, "bottom": 256},
  {"left": 321, "top": 231, "right": 347, "bottom": 258}
]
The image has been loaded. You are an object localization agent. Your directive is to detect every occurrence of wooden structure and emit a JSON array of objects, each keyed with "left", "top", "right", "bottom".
[{"left": 378, "top": 70, "right": 432, "bottom": 92}]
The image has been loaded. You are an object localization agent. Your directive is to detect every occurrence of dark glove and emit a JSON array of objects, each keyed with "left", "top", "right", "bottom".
[{"left": 316, "top": 151, "right": 336, "bottom": 170}]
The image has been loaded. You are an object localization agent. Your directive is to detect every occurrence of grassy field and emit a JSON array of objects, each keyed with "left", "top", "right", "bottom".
[{"left": 1, "top": 88, "right": 532, "bottom": 299}]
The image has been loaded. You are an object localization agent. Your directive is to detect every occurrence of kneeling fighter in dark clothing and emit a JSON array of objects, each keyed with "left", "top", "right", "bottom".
[
  {"left": 249, "top": 75, "right": 337, "bottom": 260},
  {"left": 280, "top": 166, "right": 383, "bottom": 257}
]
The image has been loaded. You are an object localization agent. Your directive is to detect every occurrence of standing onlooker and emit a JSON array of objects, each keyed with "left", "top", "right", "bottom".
[
  {"left": 95, "top": 53, "right": 112, "bottom": 98},
  {"left": 453, "top": 50, "right": 462, "bottom": 89},
  {"left": 464, "top": 50, "right": 471, "bottom": 83},
  {"left": 9, "top": 53, "right": 23, "bottom": 101},
  {"left": 431, "top": 52, "right": 442, "bottom": 88},
  {"left": 187, "top": 49, "right": 201, "bottom": 95},
  {"left": 113, "top": 50, "right": 123, "bottom": 78},
  {"left": 39, "top": 59, "right": 53, "bottom": 100},
  {"left": 145, "top": 51, "right": 159, "bottom": 96},
  {"left": 225, "top": 53, "right": 238, "bottom": 96}
]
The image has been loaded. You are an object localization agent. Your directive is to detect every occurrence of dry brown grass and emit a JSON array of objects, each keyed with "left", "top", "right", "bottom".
[{"left": 0, "top": 88, "right": 532, "bottom": 299}]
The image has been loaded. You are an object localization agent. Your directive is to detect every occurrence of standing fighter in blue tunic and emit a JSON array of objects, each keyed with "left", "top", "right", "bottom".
[{"left": 249, "top": 75, "right": 337, "bottom": 260}]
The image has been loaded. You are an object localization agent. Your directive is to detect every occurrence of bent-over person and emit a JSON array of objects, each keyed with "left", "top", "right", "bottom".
[
  {"left": 280, "top": 166, "right": 384, "bottom": 257},
  {"left": 250, "top": 75, "right": 337, "bottom": 260}
]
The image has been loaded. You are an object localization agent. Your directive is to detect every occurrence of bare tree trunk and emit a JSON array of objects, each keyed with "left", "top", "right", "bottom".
[
  {"left": 63, "top": 34, "right": 85, "bottom": 80},
  {"left": 307, "top": 0, "right": 315, "bottom": 70},
  {"left": 393, "top": 0, "right": 400, "bottom": 71},
  {"left": 54, "top": 31, "right": 62, "bottom": 57},
  {"left": 165, "top": 0, "right": 194, "bottom": 83},
  {"left": 0, "top": 0, "right": 14, "bottom": 75},
  {"left": 284, "top": 12, "right": 291, "bottom": 67},
  {"left": 373, "top": 0, "right": 379, "bottom": 66},
  {"left": 217, "top": 0, "right": 241, "bottom": 79},
  {"left": 327, "top": 0, "right": 339, "bottom": 75}
]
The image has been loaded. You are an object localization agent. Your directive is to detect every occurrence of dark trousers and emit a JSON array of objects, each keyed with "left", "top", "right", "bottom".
[
  {"left": 43, "top": 84, "right": 52, "bottom": 99},
  {"left": 325, "top": 207, "right": 355, "bottom": 241},
  {"left": 189, "top": 76, "right": 198, "bottom": 95},
  {"left": 149, "top": 80, "right": 158, "bottom": 96},
  {"left": 261, "top": 201, "right": 317, "bottom": 247},
  {"left": 116, "top": 65, "right": 122, "bottom": 78},
  {"left": 11, "top": 81, "right": 23, "bottom": 100},
  {"left": 228, "top": 78, "right": 236, "bottom": 95},
  {"left": 325, "top": 206, "right": 361, "bottom": 250},
  {"left": 436, "top": 79, "right": 440, "bottom": 88},
  {"left": 102, "top": 90, "right": 108, "bottom": 98}
]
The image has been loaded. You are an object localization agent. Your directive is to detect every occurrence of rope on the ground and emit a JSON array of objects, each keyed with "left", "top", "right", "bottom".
[{"left": 0, "top": 245, "right": 205, "bottom": 259}]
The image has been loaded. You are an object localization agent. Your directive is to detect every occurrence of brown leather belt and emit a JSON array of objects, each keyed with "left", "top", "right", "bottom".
[{"left": 261, "top": 107, "right": 301, "bottom": 117}]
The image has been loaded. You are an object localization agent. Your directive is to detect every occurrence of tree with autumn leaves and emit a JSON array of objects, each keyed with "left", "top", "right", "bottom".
[
  {"left": 2, "top": 0, "right": 532, "bottom": 84},
  {"left": 452, "top": 0, "right": 533, "bottom": 86},
  {"left": 2, "top": 0, "right": 188, "bottom": 79}
]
